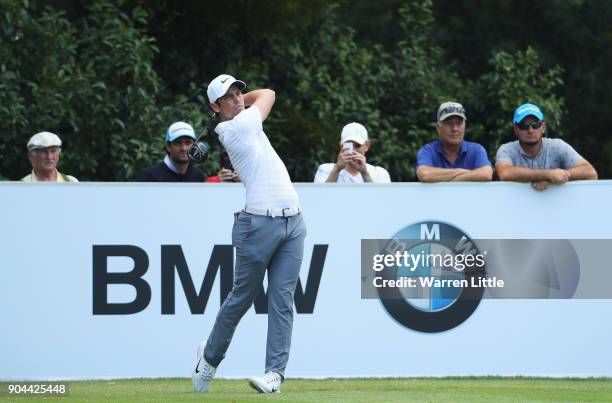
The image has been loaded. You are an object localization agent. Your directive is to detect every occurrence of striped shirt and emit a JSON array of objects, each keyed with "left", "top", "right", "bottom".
[{"left": 215, "top": 106, "right": 299, "bottom": 210}]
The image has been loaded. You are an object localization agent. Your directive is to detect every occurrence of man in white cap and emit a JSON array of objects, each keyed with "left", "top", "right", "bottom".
[
  {"left": 416, "top": 101, "right": 492, "bottom": 182},
  {"left": 313, "top": 122, "right": 391, "bottom": 183},
  {"left": 192, "top": 74, "right": 306, "bottom": 394},
  {"left": 496, "top": 103, "right": 597, "bottom": 191},
  {"left": 134, "top": 121, "right": 205, "bottom": 182},
  {"left": 22, "top": 132, "right": 78, "bottom": 182}
]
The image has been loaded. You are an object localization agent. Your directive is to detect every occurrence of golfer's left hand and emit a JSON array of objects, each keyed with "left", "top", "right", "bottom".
[{"left": 219, "top": 168, "right": 240, "bottom": 182}]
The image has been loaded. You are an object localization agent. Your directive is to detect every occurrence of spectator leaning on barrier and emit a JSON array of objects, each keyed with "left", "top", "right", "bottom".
[
  {"left": 313, "top": 122, "right": 391, "bottom": 183},
  {"left": 22, "top": 132, "right": 78, "bottom": 182},
  {"left": 416, "top": 102, "right": 493, "bottom": 182},
  {"left": 134, "top": 121, "right": 205, "bottom": 182},
  {"left": 496, "top": 103, "right": 598, "bottom": 191}
]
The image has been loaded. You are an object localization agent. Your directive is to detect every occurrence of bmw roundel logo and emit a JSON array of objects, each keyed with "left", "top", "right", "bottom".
[{"left": 378, "top": 221, "right": 485, "bottom": 333}]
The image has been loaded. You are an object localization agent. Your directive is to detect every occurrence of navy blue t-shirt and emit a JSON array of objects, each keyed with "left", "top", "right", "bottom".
[{"left": 416, "top": 140, "right": 491, "bottom": 169}]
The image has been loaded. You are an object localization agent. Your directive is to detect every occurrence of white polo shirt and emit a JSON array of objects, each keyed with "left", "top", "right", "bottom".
[
  {"left": 313, "top": 163, "right": 391, "bottom": 183},
  {"left": 215, "top": 106, "right": 299, "bottom": 210}
]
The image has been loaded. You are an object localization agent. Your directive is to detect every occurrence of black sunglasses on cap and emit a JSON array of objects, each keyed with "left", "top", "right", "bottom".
[{"left": 516, "top": 120, "right": 543, "bottom": 131}]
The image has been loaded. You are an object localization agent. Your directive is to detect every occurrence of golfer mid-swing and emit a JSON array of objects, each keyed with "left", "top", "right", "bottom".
[{"left": 192, "top": 74, "right": 306, "bottom": 394}]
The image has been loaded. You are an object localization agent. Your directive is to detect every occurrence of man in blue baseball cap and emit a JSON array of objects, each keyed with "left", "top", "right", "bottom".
[
  {"left": 495, "top": 103, "right": 597, "bottom": 191},
  {"left": 134, "top": 121, "right": 205, "bottom": 182}
]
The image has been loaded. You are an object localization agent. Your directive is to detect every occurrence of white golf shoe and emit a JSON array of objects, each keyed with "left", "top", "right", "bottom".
[
  {"left": 192, "top": 340, "right": 216, "bottom": 392},
  {"left": 248, "top": 372, "right": 282, "bottom": 393}
]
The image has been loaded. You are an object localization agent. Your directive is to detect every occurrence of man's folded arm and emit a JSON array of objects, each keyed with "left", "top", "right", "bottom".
[
  {"left": 495, "top": 162, "right": 551, "bottom": 182},
  {"left": 452, "top": 165, "right": 493, "bottom": 182},
  {"left": 567, "top": 159, "right": 598, "bottom": 180},
  {"left": 417, "top": 165, "right": 469, "bottom": 182}
]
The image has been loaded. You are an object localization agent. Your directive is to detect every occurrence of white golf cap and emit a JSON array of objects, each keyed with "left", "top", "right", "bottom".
[
  {"left": 437, "top": 101, "right": 466, "bottom": 122},
  {"left": 207, "top": 74, "right": 247, "bottom": 104},
  {"left": 340, "top": 122, "right": 368, "bottom": 145},
  {"left": 27, "top": 131, "right": 62, "bottom": 150},
  {"left": 166, "top": 121, "right": 196, "bottom": 142}
]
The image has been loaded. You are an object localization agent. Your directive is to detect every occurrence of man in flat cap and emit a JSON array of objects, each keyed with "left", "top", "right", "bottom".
[{"left": 22, "top": 132, "right": 78, "bottom": 182}]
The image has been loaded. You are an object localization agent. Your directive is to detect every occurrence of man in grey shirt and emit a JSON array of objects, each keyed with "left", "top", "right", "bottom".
[{"left": 496, "top": 103, "right": 597, "bottom": 191}]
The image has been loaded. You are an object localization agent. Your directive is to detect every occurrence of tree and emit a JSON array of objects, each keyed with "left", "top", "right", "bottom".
[
  {"left": 433, "top": 0, "right": 612, "bottom": 177},
  {"left": 0, "top": 0, "right": 581, "bottom": 182},
  {"left": 0, "top": 0, "right": 209, "bottom": 181},
  {"left": 471, "top": 47, "right": 564, "bottom": 160}
]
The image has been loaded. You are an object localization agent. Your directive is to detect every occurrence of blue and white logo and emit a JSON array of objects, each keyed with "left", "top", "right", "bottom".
[{"left": 378, "top": 221, "right": 485, "bottom": 333}]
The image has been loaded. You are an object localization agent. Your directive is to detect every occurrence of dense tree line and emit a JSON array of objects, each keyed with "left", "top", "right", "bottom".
[{"left": 1, "top": 0, "right": 609, "bottom": 181}]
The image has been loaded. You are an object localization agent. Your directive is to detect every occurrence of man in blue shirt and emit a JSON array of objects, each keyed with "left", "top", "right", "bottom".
[{"left": 416, "top": 102, "right": 492, "bottom": 182}]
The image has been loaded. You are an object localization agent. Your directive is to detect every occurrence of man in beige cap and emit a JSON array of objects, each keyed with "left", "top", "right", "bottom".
[
  {"left": 416, "top": 101, "right": 492, "bottom": 182},
  {"left": 314, "top": 122, "right": 391, "bottom": 183},
  {"left": 22, "top": 132, "right": 78, "bottom": 182}
]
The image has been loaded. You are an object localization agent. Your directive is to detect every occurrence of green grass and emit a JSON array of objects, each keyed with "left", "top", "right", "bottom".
[{"left": 2, "top": 377, "right": 612, "bottom": 402}]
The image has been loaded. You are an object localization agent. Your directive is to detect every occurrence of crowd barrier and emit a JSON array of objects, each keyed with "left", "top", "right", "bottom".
[{"left": 1, "top": 181, "right": 611, "bottom": 379}]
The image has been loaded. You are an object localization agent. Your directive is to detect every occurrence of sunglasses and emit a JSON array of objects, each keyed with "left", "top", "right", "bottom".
[{"left": 517, "top": 120, "right": 543, "bottom": 130}]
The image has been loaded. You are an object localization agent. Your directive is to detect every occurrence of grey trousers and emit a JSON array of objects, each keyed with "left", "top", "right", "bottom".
[{"left": 203, "top": 211, "right": 307, "bottom": 376}]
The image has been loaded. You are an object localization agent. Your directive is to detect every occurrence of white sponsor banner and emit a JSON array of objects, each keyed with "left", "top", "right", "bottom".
[{"left": 1, "top": 181, "right": 611, "bottom": 379}]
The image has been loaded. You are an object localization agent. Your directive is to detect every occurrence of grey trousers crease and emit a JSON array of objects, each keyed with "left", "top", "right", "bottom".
[{"left": 203, "top": 211, "right": 307, "bottom": 376}]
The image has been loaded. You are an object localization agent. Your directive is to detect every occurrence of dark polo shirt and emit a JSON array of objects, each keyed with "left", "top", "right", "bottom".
[{"left": 134, "top": 161, "right": 204, "bottom": 182}]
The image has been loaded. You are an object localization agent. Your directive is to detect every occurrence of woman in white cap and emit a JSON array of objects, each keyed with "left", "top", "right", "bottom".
[{"left": 22, "top": 132, "right": 78, "bottom": 182}]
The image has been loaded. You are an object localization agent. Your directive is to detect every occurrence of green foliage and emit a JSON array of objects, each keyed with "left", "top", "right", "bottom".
[
  {"left": 432, "top": 0, "right": 612, "bottom": 177},
  {"left": 471, "top": 47, "right": 564, "bottom": 159},
  {"left": 0, "top": 0, "right": 591, "bottom": 182},
  {"left": 0, "top": 0, "right": 208, "bottom": 181},
  {"left": 375, "top": 1, "right": 465, "bottom": 181},
  {"left": 258, "top": 4, "right": 390, "bottom": 180},
  {"left": 232, "top": 1, "right": 468, "bottom": 181}
]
